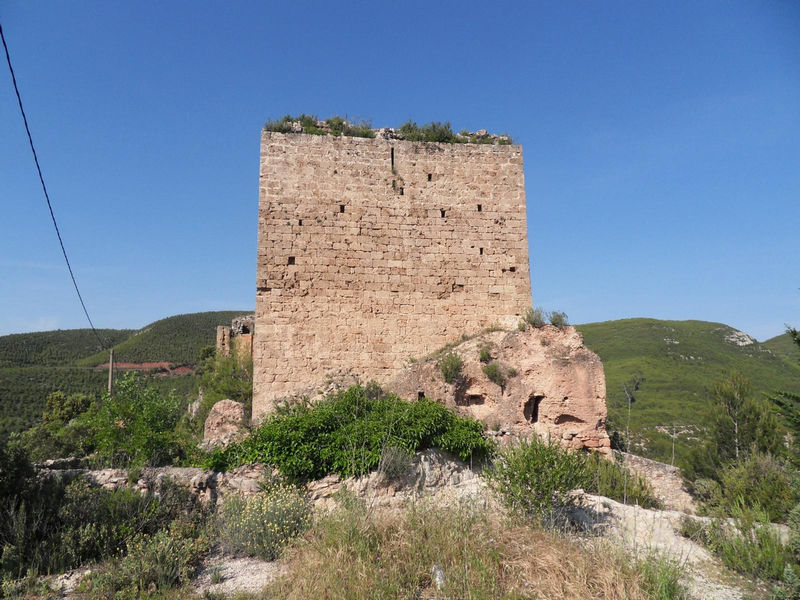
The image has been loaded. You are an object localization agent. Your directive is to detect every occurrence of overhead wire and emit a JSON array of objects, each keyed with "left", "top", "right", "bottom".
[{"left": 0, "top": 22, "right": 107, "bottom": 349}]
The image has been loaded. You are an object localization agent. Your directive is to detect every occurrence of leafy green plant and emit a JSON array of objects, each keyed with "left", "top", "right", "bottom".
[
  {"left": 86, "top": 372, "right": 191, "bottom": 468},
  {"left": 439, "top": 351, "right": 464, "bottom": 384},
  {"left": 205, "top": 385, "right": 492, "bottom": 480},
  {"left": 218, "top": 487, "right": 311, "bottom": 561},
  {"left": 482, "top": 361, "right": 506, "bottom": 388}
]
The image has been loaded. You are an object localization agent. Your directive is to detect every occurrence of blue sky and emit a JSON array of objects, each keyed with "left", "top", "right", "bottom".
[{"left": 1, "top": 1, "right": 798, "bottom": 341}]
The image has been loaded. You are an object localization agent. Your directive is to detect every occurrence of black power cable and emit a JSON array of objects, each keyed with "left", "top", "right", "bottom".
[{"left": 1, "top": 22, "right": 106, "bottom": 349}]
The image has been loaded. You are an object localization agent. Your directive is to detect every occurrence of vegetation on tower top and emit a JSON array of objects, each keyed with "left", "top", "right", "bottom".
[{"left": 263, "top": 114, "right": 513, "bottom": 144}]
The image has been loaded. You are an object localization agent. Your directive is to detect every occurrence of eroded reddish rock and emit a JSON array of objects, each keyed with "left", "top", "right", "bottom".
[{"left": 391, "top": 325, "right": 612, "bottom": 456}]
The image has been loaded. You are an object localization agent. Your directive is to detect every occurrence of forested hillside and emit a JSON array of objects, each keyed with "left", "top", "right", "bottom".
[
  {"left": 0, "top": 329, "right": 132, "bottom": 367},
  {"left": 0, "top": 311, "right": 250, "bottom": 439},
  {"left": 77, "top": 311, "right": 251, "bottom": 367},
  {"left": 576, "top": 318, "right": 800, "bottom": 466}
]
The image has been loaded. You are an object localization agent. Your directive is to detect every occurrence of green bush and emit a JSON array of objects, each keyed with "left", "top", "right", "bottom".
[
  {"left": 218, "top": 487, "right": 311, "bottom": 561},
  {"left": 549, "top": 311, "right": 569, "bottom": 328},
  {"left": 482, "top": 361, "right": 505, "bottom": 388},
  {"left": 522, "top": 307, "right": 546, "bottom": 329},
  {"left": 19, "top": 391, "right": 97, "bottom": 461},
  {"left": 82, "top": 523, "right": 208, "bottom": 599},
  {"left": 485, "top": 438, "right": 660, "bottom": 525},
  {"left": 86, "top": 372, "right": 191, "bottom": 468},
  {"left": 484, "top": 437, "right": 588, "bottom": 524},
  {"left": 397, "top": 120, "right": 460, "bottom": 143},
  {"left": 205, "top": 385, "right": 493, "bottom": 480},
  {"left": 478, "top": 344, "right": 492, "bottom": 363},
  {"left": 439, "top": 351, "right": 464, "bottom": 384},
  {"left": 715, "top": 453, "right": 798, "bottom": 522}
]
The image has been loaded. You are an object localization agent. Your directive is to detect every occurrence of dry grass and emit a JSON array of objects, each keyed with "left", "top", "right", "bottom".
[{"left": 260, "top": 495, "right": 672, "bottom": 600}]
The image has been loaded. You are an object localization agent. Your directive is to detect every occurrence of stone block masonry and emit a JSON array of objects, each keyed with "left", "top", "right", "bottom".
[{"left": 253, "top": 131, "right": 532, "bottom": 421}]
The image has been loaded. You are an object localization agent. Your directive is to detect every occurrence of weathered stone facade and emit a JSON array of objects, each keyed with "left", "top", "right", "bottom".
[{"left": 253, "top": 132, "right": 531, "bottom": 421}]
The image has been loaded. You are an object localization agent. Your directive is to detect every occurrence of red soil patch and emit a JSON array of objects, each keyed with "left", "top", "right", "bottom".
[{"left": 94, "top": 361, "right": 195, "bottom": 376}]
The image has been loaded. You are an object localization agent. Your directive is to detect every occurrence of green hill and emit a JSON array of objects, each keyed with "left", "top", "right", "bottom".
[
  {"left": 0, "top": 311, "right": 251, "bottom": 439},
  {"left": 576, "top": 318, "right": 800, "bottom": 466},
  {"left": 77, "top": 311, "right": 251, "bottom": 367},
  {"left": 764, "top": 330, "right": 800, "bottom": 366},
  {"left": 0, "top": 329, "right": 133, "bottom": 367}
]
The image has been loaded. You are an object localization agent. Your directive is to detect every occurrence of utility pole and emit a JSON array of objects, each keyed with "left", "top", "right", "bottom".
[{"left": 107, "top": 348, "right": 114, "bottom": 394}]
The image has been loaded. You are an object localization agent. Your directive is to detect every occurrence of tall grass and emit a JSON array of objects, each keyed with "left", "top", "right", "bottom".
[{"left": 262, "top": 495, "right": 684, "bottom": 599}]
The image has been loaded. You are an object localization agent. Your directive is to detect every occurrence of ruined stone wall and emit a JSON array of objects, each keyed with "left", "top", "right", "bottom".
[{"left": 253, "top": 131, "right": 531, "bottom": 421}]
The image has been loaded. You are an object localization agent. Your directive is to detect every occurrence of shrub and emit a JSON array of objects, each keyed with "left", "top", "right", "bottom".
[
  {"left": 205, "top": 385, "right": 492, "bottom": 480},
  {"left": 549, "top": 311, "right": 569, "bottom": 328},
  {"left": 86, "top": 372, "right": 191, "bottom": 468},
  {"left": 82, "top": 523, "right": 208, "bottom": 599},
  {"left": 478, "top": 344, "right": 492, "bottom": 363},
  {"left": 716, "top": 453, "right": 798, "bottom": 522},
  {"left": 482, "top": 361, "right": 506, "bottom": 388},
  {"left": 522, "top": 307, "right": 546, "bottom": 328},
  {"left": 680, "top": 501, "right": 791, "bottom": 581},
  {"left": 439, "top": 351, "right": 464, "bottom": 384},
  {"left": 485, "top": 438, "right": 660, "bottom": 525},
  {"left": 484, "top": 437, "right": 588, "bottom": 524},
  {"left": 218, "top": 487, "right": 311, "bottom": 561},
  {"left": 397, "top": 120, "right": 460, "bottom": 143}
]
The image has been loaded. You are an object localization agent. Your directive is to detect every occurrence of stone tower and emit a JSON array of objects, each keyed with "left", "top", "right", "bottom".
[{"left": 252, "top": 130, "right": 532, "bottom": 421}]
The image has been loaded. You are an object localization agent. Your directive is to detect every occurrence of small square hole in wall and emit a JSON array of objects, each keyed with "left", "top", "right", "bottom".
[
  {"left": 288, "top": 256, "right": 295, "bottom": 265},
  {"left": 339, "top": 204, "right": 345, "bottom": 213},
  {"left": 440, "top": 209, "right": 446, "bottom": 218},
  {"left": 479, "top": 248, "right": 484, "bottom": 255},
  {"left": 509, "top": 266, "right": 516, "bottom": 272},
  {"left": 427, "top": 173, "right": 432, "bottom": 182},
  {"left": 418, "top": 391, "right": 425, "bottom": 400},
  {"left": 477, "top": 204, "right": 482, "bottom": 212}
]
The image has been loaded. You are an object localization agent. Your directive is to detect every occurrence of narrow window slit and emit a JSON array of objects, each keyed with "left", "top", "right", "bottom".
[
  {"left": 477, "top": 204, "right": 482, "bottom": 212},
  {"left": 390, "top": 147, "right": 395, "bottom": 170},
  {"left": 440, "top": 209, "right": 446, "bottom": 218},
  {"left": 339, "top": 204, "right": 345, "bottom": 213},
  {"left": 298, "top": 219, "right": 303, "bottom": 226},
  {"left": 399, "top": 187, "right": 404, "bottom": 195},
  {"left": 479, "top": 248, "right": 484, "bottom": 255},
  {"left": 427, "top": 173, "right": 432, "bottom": 182}
]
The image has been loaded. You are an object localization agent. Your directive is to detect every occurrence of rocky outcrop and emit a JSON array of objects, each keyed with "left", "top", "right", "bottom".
[
  {"left": 621, "top": 453, "right": 697, "bottom": 514},
  {"left": 201, "top": 399, "right": 247, "bottom": 451},
  {"left": 307, "top": 448, "right": 492, "bottom": 512},
  {"left": 391, "top": 325, "right": 611, "bottom": 456}
]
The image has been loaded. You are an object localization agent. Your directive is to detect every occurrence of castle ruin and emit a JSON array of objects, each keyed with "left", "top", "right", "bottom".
[{"left": 252, "top": 129, "right": 531, "bottom": 421}]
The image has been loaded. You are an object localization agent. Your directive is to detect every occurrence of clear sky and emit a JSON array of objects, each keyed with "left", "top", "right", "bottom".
[{"left": 1, "top": 1, "right": 798, "bottom": 341}]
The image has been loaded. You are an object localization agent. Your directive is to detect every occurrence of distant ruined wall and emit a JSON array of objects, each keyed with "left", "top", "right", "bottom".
[{"left": 253, "top": 132, "right": 531, "bottom": 421}]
